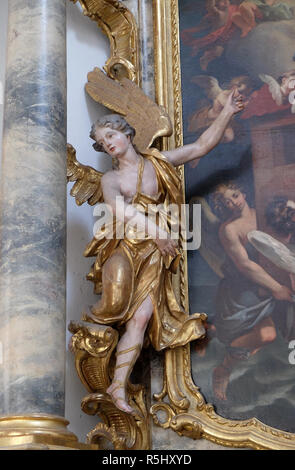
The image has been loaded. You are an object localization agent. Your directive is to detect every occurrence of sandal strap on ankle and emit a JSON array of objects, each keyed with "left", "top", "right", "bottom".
[
  {"left": 116, "top": 344, "right": 141, "bottom": 356},
  {"left": 115, "top": 361, "right": 132, "bottom": 370},
  {"left": 110, "top": 380, "right": 124, "bottom": 395},
  {"left": 114, "top": 343, "right": 141, "bottom": 371}
]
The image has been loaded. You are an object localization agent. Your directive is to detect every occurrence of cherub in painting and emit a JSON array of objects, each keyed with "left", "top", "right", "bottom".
[
  {"left": 181, "top": 0, "right": 239, "bottom": 70},
  {"left": 192, "top": 181, "right": 294, "bottom": 401},
  {"left": 232, "top": 0, "right": 293, "bottom": 38},
  {"left": 188, "top": 74, "right": 253, "bottom": 153},
  {"left": 181, "top": 0, "right": 293, "bottom": 70},
  {"left": 241, "top": 69, "right": 295, "bottom": 119}
]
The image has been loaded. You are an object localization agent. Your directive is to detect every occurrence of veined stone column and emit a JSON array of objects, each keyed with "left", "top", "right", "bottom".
[{"left": 0, "top": 0, "right": 85, "bottom": 449}]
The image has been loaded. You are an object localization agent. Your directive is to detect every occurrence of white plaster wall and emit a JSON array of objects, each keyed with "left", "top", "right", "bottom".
[{"left": 65, "top": 1, "right": 112, "bottom": 442}]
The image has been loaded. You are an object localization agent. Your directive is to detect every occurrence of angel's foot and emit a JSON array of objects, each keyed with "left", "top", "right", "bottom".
[
  {"left": 200, "top": 54, "right": 211, "bottom": 71},
  {"left": 212, "top": 364, "right": 231, "bottom": 401},
  {"left": 200, "top": 45, "right": 224, "bottom": 70},
  {"left": 106, "top": 381, "right": 136, "bottom": 416},
  {"left": 240, "top": 26, "right": 254, "bottom": 38}
]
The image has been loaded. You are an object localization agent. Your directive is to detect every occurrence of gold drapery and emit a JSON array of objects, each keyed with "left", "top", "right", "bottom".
[{"left": 84, "top": 149, "right": 205, "bottom": 350}]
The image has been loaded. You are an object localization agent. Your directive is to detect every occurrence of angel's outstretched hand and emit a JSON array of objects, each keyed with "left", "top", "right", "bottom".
[{"left": 224, "top": 88, "right": 245, "bottom": 115}]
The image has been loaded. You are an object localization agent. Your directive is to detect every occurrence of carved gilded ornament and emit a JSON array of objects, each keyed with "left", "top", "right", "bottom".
[
  {"left": 69, "top": 321, "right": 150, "bottom": 449},
  {"left": 68, "top": 0, "right": 295, "bottom": 451},
  {"left": 67, "top": 0, "right": 208, "bottom": 452},
  {"left": 69, "top": 0, "right": 139, "bottom": 82},
  {"left": 67, "top": 0, "right": 152, "bottom": 450},
  {"left": 152, "top": 0, "right": 295, "bottom": 450}
]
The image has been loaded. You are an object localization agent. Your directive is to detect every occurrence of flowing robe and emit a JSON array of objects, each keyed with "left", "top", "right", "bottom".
[{"left": 84, "top": 148, "right": 205, "bottom": 351}]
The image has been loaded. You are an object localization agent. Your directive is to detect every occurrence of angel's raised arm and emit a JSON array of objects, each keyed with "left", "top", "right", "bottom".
[{"left": 162, "top": 90, "right": 244, "bottom": 167}]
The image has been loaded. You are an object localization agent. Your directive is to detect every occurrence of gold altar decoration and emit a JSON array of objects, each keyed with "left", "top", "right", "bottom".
[
  {"left": 0, "top": 415, "right": 97, "bottom": 450},
  {"left": 68, "top": 0, "right": 295, "bottom": 450},
  {"left": 67, "top": 0, "right": 208, "bottom": 450},
  {"left": 67, "top": 0, "right": 151, "bottom": 449},
  {"left": 150, "top": 0, "right": 295, "bottom": 450},
  {"left": 69, "top": 0, "right": 139, "bottom": 83},
  {"left": 69, "top": 321, "right": 150, "bottom": 449},
  {"left": 67, "top": 75, "right": 206, "bottom": 447}
]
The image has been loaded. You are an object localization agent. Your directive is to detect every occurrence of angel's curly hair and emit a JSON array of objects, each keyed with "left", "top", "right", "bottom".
[
  {"left": 265, "top": 195, "right": 295, "bottom": 236},
  {"left": 278, "top": 69, "right": 295, "bottom": 84},
  {"left": 90, "top": 114, "right": 136, "bottom": 153},
  {"left": 209, "top": 180, "right": 246, "bottom": 221}
]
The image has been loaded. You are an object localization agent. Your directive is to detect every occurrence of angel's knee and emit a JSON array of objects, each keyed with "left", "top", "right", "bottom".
[
  {"left": 127, "top": 296, "right": 154, "bottom": 332},
  {"left": 103, "top": 249, "right": 132, "bottom": 284},
  {"left": 99, "top": 249, "right": 133, "bottom": 314}
]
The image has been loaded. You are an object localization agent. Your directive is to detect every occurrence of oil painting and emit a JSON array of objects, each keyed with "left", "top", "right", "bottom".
[{"left": 179, "top": 0, "right": 295, "bottom": 432}]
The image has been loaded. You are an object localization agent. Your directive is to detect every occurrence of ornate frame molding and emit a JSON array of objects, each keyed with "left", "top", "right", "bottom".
[
  {"left": 151, "top": 0, "right": 295, "bottom": 450},
  {"left": 70, "top": 0, "right": 140, "bottom": 83}
]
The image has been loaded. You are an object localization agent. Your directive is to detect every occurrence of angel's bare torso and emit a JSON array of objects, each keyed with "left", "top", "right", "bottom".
[
  {"left": 108, "top": 157, "right": 159, "bottom": 204},
  {"left": 217, "top": 192, "right": 292, "bottom": 301},
  {"left": 219, "top": 206, "right": 257, "bottom": 247},
  {"left": 95, "top": 126, "right": 161, "bottom": 206}
]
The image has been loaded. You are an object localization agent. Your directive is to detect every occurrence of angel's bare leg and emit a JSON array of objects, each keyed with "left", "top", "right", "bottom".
[
  {"left": 233, "top": 315, "right": 276, "bottom": 355},
  {"left": 107, "top": 295, "right": 153, "bottom": 414},
  {"left": 213, "top": 316, "right": 276, "bottom": 401},
  {"left": 85, "top": 249, "right": 133, "bottom": 323},
  {"left": 199, "top": 45, "right": 224, "bottom": 71}
]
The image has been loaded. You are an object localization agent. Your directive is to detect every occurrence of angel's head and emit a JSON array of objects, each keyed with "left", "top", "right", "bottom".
[
  {"left": 229, "top": 75, "right": 253, "bottom": 97},
  {"left": 215, "top": 0, "right": 230, "bottom": 11},
  {"left": 278, "top": 70, "right": 295, "bottom": 96},
  {"left": 210, "top": 180, "right": 247, "bottom": 221},
  {"left": 90, "top": 114, "right": 136, "bottom": 157},
  {"left": 265, "top": 196, "right": 295, "bottom": 237}
]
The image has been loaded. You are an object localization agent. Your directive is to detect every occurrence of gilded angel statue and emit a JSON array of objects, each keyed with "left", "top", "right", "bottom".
[
  {"left": 188, "top": 74, "right": 253, "bottom": 150},
  {"left": 67, "top": 67, "right": 244, "bottom": 415}
]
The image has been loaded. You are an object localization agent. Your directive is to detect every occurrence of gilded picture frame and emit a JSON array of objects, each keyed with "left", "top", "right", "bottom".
[{"left": 151, "top": 0, "right": 295, "bottom": 450}]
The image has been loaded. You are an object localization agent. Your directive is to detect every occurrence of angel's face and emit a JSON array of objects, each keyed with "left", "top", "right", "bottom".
[
  {"left": 281, "top": 75, "right": 295, "bottom": 96},
  {"left": 216, "top": 0, "right": 229, "bottom": 11},
  {"left": 286, "top": 200, "right": 295, "bottom": 230},
  {"left": 94, "top": 126, "right": 131, "bottom": 158},
  {"left": 221, "top": 188, "right": 247, "bottom": 215},
  {"left": 231, "top": 79, "right": 252, "bottom": 97}
]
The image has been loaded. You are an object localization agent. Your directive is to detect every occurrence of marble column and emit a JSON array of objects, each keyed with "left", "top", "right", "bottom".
[{"left": 0, "top": 0, "right": 67, "bottom": 418}]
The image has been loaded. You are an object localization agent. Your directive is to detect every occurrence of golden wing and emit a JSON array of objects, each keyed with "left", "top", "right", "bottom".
[
  {"left": 85, "top": 67, "right": 173, "bottom": 150},
  {"left": 67, "top": 143, "right": 104, "bottom": 206}
]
